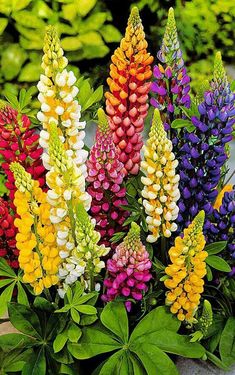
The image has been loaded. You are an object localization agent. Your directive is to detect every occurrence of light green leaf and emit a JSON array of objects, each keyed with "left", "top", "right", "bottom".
[
  {"left": 75, "top": 305, "right": 97, "bottom": 315},
  {"left": 82, "top": 85, "right": 103, "bottom": 112},
  {"left": 0, "top": 282, "right": 15, "bottom": 318},
  {"left": 131, "top": 342, "right": 179, "bottom": 375},
  {"left": 74, "top": 292, "right": 97, "bottom": 305},
  {"left": 61, "top": 36, "right": 82, "bottom": 51},
  {"left": 67, "top": 322, "right": 82, "bottom": 343},
  {"left": 53, "top": 333, "right": 68, "bottom": 353},
  {"left": 100, "top": 25, "right": 122, "bottom": 43},
  {"left": 1, "top": 44, "right": 27, "bottom": 80},
  {"left": 71, "top": 308, "right": 80, "bottom": 324},
  {"left": 0, "top": 18, "right": 8, "bottom": 35},
  {"left": 205, "top": 241, "right": 227, "bottom": 255},
  {"left": 18, "top": 62, "right": 42, "bottom": 82},
  {"left": 76, "top": 0, "right": 97, "bottom": 17},
  {"left": 206, "top": 255, "right": 231, "bottom": 272},
  {"left": 129, "top": 354, "right": 145, "bottom": 375},
  {"left": 130, "top": 306, "right": 180, "bottom": 343},
  {"left": 17, "top": 282, "right": 29, "bottom": 306},
  {"left": 0, "top": 279, "right": 13, "bottom": 288},
  {"left": 171, "top": 119, "right": 192, "bottom": 129},
  {"left": 101, "top": 302, "right": 129, "bottom": 343},
  {"left": 219, "top": 317, "right": 235, "bottom": 367},
  {"left": 55, "top": 304, "right": 71, "bottom": 313},
  {"left": 79, "top": 31, "right": 104, "bottom": 46},
  {"left": 68, "top": 326, "right": 122, "bottom": 359},
  {"left": 12, "top": 10, "right": 45, "bottom": 29}
]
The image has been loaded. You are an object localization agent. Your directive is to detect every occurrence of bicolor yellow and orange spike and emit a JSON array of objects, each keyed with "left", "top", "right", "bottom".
[{"left": 105, "top": 7, "right": 153, "bottom": 176}]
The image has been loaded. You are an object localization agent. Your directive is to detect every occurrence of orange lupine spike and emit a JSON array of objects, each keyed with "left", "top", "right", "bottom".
[{"left": 105, "top": 7, "right": 153, "bottom": 176}]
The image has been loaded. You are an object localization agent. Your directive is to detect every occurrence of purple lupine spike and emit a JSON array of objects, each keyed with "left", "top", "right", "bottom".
[
  {"left": 86, "top": 109, "right": 129, "bottom": 248},
  {"left": 150, "top": 8, "right": 191, "bottom": 131},
  {"left": 176, "top": 52, "right": 235, "bottom": 232},
  {"left": 206, "top": 186, "right": 235, "bottom": 261}
]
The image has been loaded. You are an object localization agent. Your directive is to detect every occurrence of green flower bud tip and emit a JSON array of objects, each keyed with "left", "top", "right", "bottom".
[
  {"left": 76, "top": 203, "right": 90, "bottom": 227},
  {"left": 129, "top": 6, "right": 141, "bottom": 28},
  {"left": 97, "top": 108, "right": 109, "bottom": 134},
  {"left": 10, "top": 162, "right": 33, "bottom": 192},
  {"left": 150, "top": 109, "right": 165, "bottom": 138},
  {"left": 214, "top": 51, "right": 228, "bottom": 85},
  {"left": 164, "top": 7, "right": 177, "bottom": 42},
  {"left": 124, "top": 222, "right": 141, "bottom": 250},
  {"left": 194, "top": 210, "right": 205, "bottom": 231}
]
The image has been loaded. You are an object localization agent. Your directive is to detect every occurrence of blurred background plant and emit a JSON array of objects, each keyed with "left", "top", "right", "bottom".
[{"left": 0, "top": 0, "right": 234, "bottom": 97}]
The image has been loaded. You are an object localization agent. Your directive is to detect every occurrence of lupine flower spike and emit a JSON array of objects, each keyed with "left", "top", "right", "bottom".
[
  {"left": 105, "top": 7, "right": 153, "bottom": 176},
  {"left": 0, "top": 197, "right": 18, "bottom": 269},
  {"left": 37, "top": 26, "right": 88, "bottom": 176},
  {"left": 165, "top": 211, "right": 207, "bottom": 323},
  {"left": 102, "top": 222, "right": 152, "bottom": 311},
  {"left": 58, "top": 203, "right": 109, "bottom": 297},
  {"left": 86, "top": 108, "right": 128, "bottom": 247},
  {"left": 10, "top": 162, "right": 60, "bottom": 295},
  {"left": 0, "top": 102, "right": 45, "bottom": 203},
  {"left": 141, "top": 109, "right": 180, "bottom": 242},
  {"left": 177, "top": 52, "right": 235, "bottom": 230},
  {"left": 46, "top": 122, "right": 91, "bottom": 269},
  {"left": 151, "top": 7, "right": 190, "bottom": 132}
]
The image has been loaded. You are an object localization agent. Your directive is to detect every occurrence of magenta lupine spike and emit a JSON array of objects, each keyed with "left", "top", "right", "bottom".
[
  {"left": 86, "top": 109, "right": 129, "bottom": 248},
  {"left": 102, "top": 222, "right": 152, "bottom": 311}
]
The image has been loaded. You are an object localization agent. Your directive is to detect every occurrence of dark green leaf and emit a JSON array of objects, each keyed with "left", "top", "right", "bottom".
[
  {"left": 205, "top": 241, "right": 227, "bottom": 255},
  {"left": 219, "top": 317, "right": 235, "bottom": 367},
  {"left": 22, "top": 347, "right": 46, "bottom": 375},
  {"left": 206, "top": 351, "right": 229, "bottom": 371},
  {"left": 0, "top": 333, "right": 35, "bottom": 351},
  {"left": 68, "top": 325, "right": 122, "bottom": 359},
  {"left": 0, "top": 282, "right": 16, "bottom": 318},
  {"left": 131, "top": 342, "right": 179, "bottom": 375},
  {"left": 129, "top": 306, "right": 180, "bottom": 343},
  {"left": 101, "top": 302, "right": 128, "bottom": 343},
  {"left": 98, "top": 350, "right": 124, "bottom": 374},
  {"left": 8, "top": 303, "right": 42, "bottom": 339},
  {"left": 206, "top": 255, "right": 231, "bottom": 272},
  {"left": 80, "top": 314, "right": 98, "bottom": 326},
  {"left": 206, "top": 265, "right": 213, "bottom": 281},
  {"left": 33, "top": 296, "right": 54, "bottom": 312},
  {"left": 111, "top": 232, "right": 126, "bottom": 243}
]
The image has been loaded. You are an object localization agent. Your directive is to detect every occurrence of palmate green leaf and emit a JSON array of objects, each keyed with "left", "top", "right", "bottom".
[
  {"left": 205, "top": 241, "right": 227, "bottom": 255},
  {"left": 1, "top": 348, "right": 33, "bottom": 373},
  {"left": 71, "top": 308, "right": 80, "bottom": 324},
  {"left": 18, "top": 62, "right": 42, "bottom": 82},
  {"left": 0, "top": 279, "right": 13, "bottom": 288},
  {"left": 0, "top": 282, "right": 16, "bottom": 318},
  {"left": 80, "top": 314, "right": 97, "bottom": 326},
  {"left": 74, "top": 292, "right": 97, "bottom": 305},
  {"left": 8, "top": 303, "right": 42, "bottom": 339},
  {"left": 55, "top": 304, "right": 71, "bottom": 313},
  {"left": 129, "top": 354, "right": 145, "bottom": 375},
  {"left": 100, "top": 25, "right": 122, "bottom": 43},
  {"left": 100, "top": 302, "right": 128, "bottom": 344},
  {"left": 33, "top": 296, "right": 54, "bottom": 312},
  {"left": 61, "top": 36, "right": 82, "bottom": 51},
  {"left": 0, "top": 18, "right": 8, "bottom": 35},
  {"left": 132, "top": 330, "right": 205, "bottom": 358},
  {"left": 111, "top": 232, "right": 126, "bottom": 243},
  {"left": 206, "top": 255, "right": 231, "bottom": 272},
  {"left": 0, "top": 258, "right": 17, "bottom": 278},
  {"left": 96, "top": 349, "right": 124, "bottom": 375},
  {"left": 76, "top": 0, "right": 97, "bottom": 17},
  {"left": 68, "top": 325, "right": 122, "bottom": 359},
  {"left": 219, "top": 317, "right": 235, "bottom": 367},
  {"left": 1, "top": 44, "right": 27, "bottom": 80},
  {"left": 129, "top": 306, "right": 180, "bottom": 342},
  {"left": 82, "top": 85, "right": 103, "bottom": 112},
  {"left": 171, "top": 119, "right": 192, "bottom": 129},
  {"left": 131, "top": 342, "right": 178, "bottom": 375}
]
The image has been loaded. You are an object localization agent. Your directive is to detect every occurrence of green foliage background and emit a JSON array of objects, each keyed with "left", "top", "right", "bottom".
[{"left": 0, "top": 0, "right": 234, "bottom": 96}]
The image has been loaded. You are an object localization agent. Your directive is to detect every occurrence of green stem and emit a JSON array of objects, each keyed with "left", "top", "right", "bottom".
[
  {"left": 67, "top": 197, "right": 77, "bottom": 246},
  {"left": 160, "top": 236, "right": 167, "bottom": 265},
  {"left": 44, "top": 288, "right": 52, "bottom": 302},
  {"left": 89, "top": 261, "right": 95, "bottom": 292},
  {"left": 223, "top": 169, "right": 235, "bottom": 187}
]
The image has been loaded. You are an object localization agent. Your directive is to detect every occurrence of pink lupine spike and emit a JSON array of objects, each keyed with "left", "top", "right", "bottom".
[
  {"left": 102, "top": 222, "right": 152, "bottom": 310},
  {"left": 86, "top": 108, "right": 129, "bottom": 248}
]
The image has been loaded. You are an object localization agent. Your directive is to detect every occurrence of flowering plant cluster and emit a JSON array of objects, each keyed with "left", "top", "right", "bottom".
[{"left": 0, "top": 7, "right": 234, "bottom": 375}]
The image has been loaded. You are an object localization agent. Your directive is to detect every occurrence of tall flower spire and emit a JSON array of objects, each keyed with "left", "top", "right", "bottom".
[
  {"left": 58, "top": 203, "right": 109, "bottom": 296},
  {"left": 105, "top": 7, "right": 153, "bottom": 176},
  {"left": 0, "top": 102, "right": 45, "bottom": 204},
  {"left": 46, "top": 122, "right": 91, "bottom": 269},
  {"left": 165, "top": 211, "right": 207, "bottom": 323},
  {"left": 10, "top": 162, "right": 60, "bottom": 295},
  {"left": 141, "top": 109, "right": 180, "bottom": 242},
  {"left": 177, "top": 52, "right": 235, "bottom": 230},
  {"left": 86, "top": 108, "right": 128, "bottom": 247},
  {"left": 150, "top": 7, "right": 190, "bottom": 131},
  {"left": 102, "top": 222, "right": 152, "bottom": 310},
  {"left": 37, "top": 26, "right": 88, "bottom": 176}
]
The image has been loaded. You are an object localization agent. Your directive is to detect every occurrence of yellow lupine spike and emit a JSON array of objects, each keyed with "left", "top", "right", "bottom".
[
  {"left": 165, "top": 211, "right": 207, "bottom": 323},
  {"left": 141, "top": 109, "right": 180, "bottom": 243}
]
